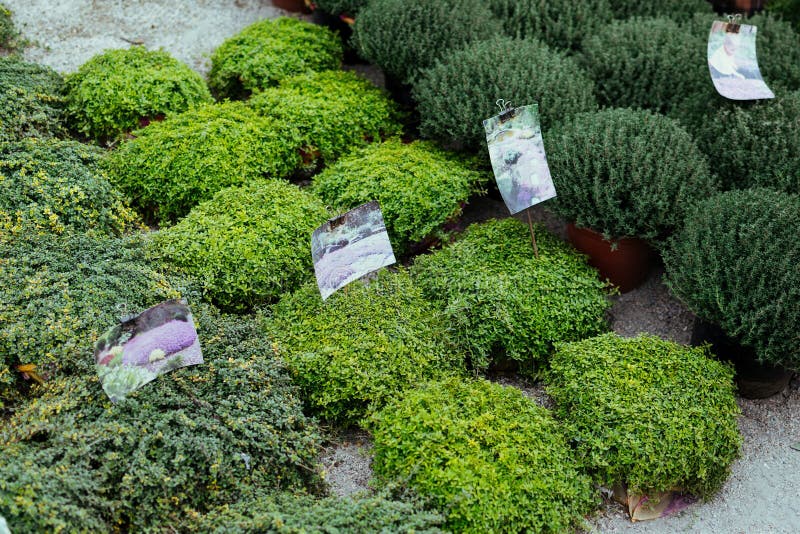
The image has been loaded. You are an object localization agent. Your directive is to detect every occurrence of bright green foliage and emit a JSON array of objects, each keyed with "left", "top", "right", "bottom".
[
  {"left": 411, "top": 218, "right": 611, "bottom": 374},
  {"left": 546, "top": 108, "right": 717, "bottom": 242},
  {"left": 265, "top": 270, "right": 465, "bottom": 425},
  {"left": 0, "top": 139, "right": 141, "bottom": 235},
  {"left": 664, "top": 189, "right": 800, "bottom": 370},
  {"left": 414, "top": 37, "right": 597, "bottom": 151},
  {"left": 0, "top": 57, "right": 67, "bottom": 143},
  {"left": 103, "top": 102, "right": 304, "bottom": 223},
  {"left": 353, "top": 0, "right": 502, "bottom": 84},
  {"left": 0, "top": 229, "right": 181, "bottom": 406},
  {"left": 0, "top": 308, "right": 324, "bottom": 532},
  {"left": 154, "top": 180, "right": 328, "bottom": 313},
  {"left": 209, "top": 17, "right": 342, "bottom": 99},
  {"left": 369, "top": 378, "right": 597, "bottom": 533},
  {"left": 312, "top": 139, "right": 486, "bottom": 254},
  {"left": 314, "top": 0, "right": 369, "bottom": 15},
  {"left": 65, "top": 47, "right": 212, "bottom": 141},
  {"left": 249, "top": 70, "right": 402, "bottom": 169},
  {"left": 547, "top": 333, "right": 742, "bottom": 498},
  {"left": 607, "top": 0, "right": 712, "bottom": 20}
]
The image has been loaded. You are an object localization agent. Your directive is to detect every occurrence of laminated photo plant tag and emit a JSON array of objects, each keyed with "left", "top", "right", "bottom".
[
  {"left": 94, "top": 299, "right": 203, "bottom": 402},
  {"left": 708, "top": 20, "right": 774, "bottom": 100},
  {"left": 483, "top": 103, "right": 557, "bottom": 215},
  {"left": 311, "top": 200, "right": 396, "bottom": 300}
]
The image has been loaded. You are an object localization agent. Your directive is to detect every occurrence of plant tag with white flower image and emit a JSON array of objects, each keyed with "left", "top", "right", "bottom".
[{"left": 708, "top": 18, "right": 774, "bottom": 100}]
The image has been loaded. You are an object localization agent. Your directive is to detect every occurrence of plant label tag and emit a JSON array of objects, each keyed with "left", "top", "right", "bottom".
[
  {"left": 483, "top": 103, "right": 557, "bottom": 215},
  {"left": 311, "top": 200, "right": 397, "bottom": 300},
  {"left": 94, "top": 299, "right": 203, "bottom": 402},
  {"left": 708, "top": 21, "right": 774, "bottom": 100}
]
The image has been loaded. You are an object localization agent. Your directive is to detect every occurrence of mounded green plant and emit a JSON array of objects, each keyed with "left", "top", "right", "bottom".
[
  {"left": 546, "top": 108, "right": 717, "bottom": 242},
  {"left": 312, "top": 139, "right": 485, "bottom": 254},
  {"left": 0, "top": 57, "right": 67, "bottom": 143},
  {"left": 103, "top": 102, "right": 304, "bottom": 223},
  {"left": 313, "top": 0, "right": 369, "bottom": 16},
  {"left": 664, "top": 188, "right": 800, "bottom": 370},
  {"left": 65, "top": 46, "right": 212, "bottom": 141},
  {"left": 411, "top": 218, "right": 611, "bottom": 375},
  {"left": 249, "top": 70, "right": 402, "bottom": 169},
  {"left": 353, "top": 0, "right": 502, "bottom": 85},
  {"left": 209, "top": 17, "right": 342, "bottom": 99},
  {"left": 0, "top": 308, "right": 323, "bottom": 532},
  {"left": 0, "top": 139, "right": 140, "bottom": 235},
  {"left": 547, "top": 333, "right": 742, "bottom": 498},
  {"left": 154, "top": 180, "right": 328, "bottom": 313},
  {"left": 369, "top": 378, "right": 597, "bottom": 533},
  {"left": 769, "top": 0, "right": 800, "bottom": 30},
  {"left": 413, "top": 36, "right": 598, "bottom": 151},
  {"left": 265, "top": 270, "right": 465, "bottom": 425},
  {"left": 607, "top": 0, "right": 712, "bottom": 20}
]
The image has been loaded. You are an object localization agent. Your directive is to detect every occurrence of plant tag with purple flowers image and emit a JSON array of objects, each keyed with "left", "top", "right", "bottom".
[
  {"left": 94, "top": 299, "right": 202, "bottom": 402},
  {"left": 483, "top": 103, "right": 557, "bottom": 215},
  {"left": 708, "top": 20, "right": 774, "bottom": 100},
  {"left": 311, "top": 200, "right": 397, "bottom": 300}
]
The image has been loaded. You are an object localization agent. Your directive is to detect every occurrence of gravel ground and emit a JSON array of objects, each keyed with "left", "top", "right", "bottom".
[{"left": 7, "top": 3, "right": 798, "bottom": 531}]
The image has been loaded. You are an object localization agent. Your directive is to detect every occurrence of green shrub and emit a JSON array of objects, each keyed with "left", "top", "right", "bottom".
[
  {"left": 209, "top": 17, "right": 342, "bottom": 99},
  {"left": 0, "top": 139, "right": 141, "bottom": 235},
  {"left": 369, "top": 378, "right": 597, "bottom": 533},
  {"left": 547, "top": 333, "right": 742, "bottom": 498},
  {"left": 249, "top": 70, "right": 402, "bottom": 169},
  {"left": 314, "top": 0, "right": 369, "bottom": 16},
  {"left": 413, "top": 37, "right": 597, "bottom": 151},
  {"left": 65, "top": 47, "right": 212, "bottom": 142},
  {"left": 103, "top": 102, "right": 304, "bottom": 223},
  {"left": 411, "top": 218, "right": 611, "bottom": 374},
  {"left": 663, "top": 188, "right": 800, "bottom": 370},
  {"left": 546, "top": 108, "right": 717, "bottom": 243},
  {"left": 769, "top": 0, "right": 800, "bottom": 30},
  {"left": 265, "top": 270, "right": 465, "bottom": 425},
  {"left": 607, "top": 0, "right": 712, "bottom": 20},
  {"left": 353, "top": 0, "right": 502, "bottom": 85},
  {"left": 0, "top": 308, "right": 323, "bottom": 532},
  {"left": 0, "top": 57, "right": 67, "bottom": 143},
  {"left": 312, "top": 139, "right": 485, "bottom": 254},
  {"left": 154, "top": 180, "right": 328, "bottom": 313}
]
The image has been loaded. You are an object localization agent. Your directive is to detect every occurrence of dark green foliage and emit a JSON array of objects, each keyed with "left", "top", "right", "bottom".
[
  {"left": 0, "top": 308, "right": 323, "bottom": 532},
  {"left": 312, "top": 139, "right": 486, "bottom": 254},
  {"left": 607, "top": 0, "right": 712, "bottom": 20},
  {"left": 769, "top": 0, "right": 800, "bottom": 30},
  {"left": 547, "top": 333, "right": 742, "bottom": 498},
  {"left": 154, "top": 180, "right": 328, "bottom": 313},
  {"left": 265, "top": 270, "right": 465, "bottom": 425},
  {"left": 664, "top": 189, "right": 800, "bottom": 370},
  {"left": 411, "top": 218, "right": 611, "bottom": 374},
  {"left": 546, "top": 108, "right": 717, "bottom": 242},
  {"left": 0, "top": 57, "right": 68, "bottom": 143},
  {"left": 0, "top": 139, "right": 141, "bottom": 235},
  {"left": 314, "top": 0, "right": 369, "bottom": 16},
  {"left": 249, "top": 70, "right": 402, "bottom": 169},
  {"left": 65, "top": 46, "right": 212, "bottom": 141},
  {"left": 352, "top": 0, "right": 502, "bottom": 84},
  {"left": 209, "top": 17, "right": 342, "bottom": 99},
  {"left": 369, "top": 378, "right": 597, "bottom": 533},
  {"left": 103, "top": 102, "right": 304, "bottom": 223},
  {"left": 414, "top": 37, "right": 598, "bottom": 151}
]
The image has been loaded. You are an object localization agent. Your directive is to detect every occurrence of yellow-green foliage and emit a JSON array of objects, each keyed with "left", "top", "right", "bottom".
[
  {"left": 0, "top": 3, "right": 20, "bottom": 52},
  {"left": 0, "top": 57, "right": 67, "bottom": 143}
]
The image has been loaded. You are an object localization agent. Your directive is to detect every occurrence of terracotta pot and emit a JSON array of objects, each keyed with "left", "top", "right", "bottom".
[
  {"left": 691, "top": 318, "right": 793, "bottom": 399},
  {"left": 271, "top": 0, "right": 311, "bottom": 13},
  {"left": 566, "top": 224, "right": 653, "bottom": 292}
]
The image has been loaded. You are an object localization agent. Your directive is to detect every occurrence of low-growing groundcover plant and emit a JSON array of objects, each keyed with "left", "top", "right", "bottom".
[
  {"left": 153, "top": 180, "right": 328, "bottom": 312},
  {"left": 664, "top": 189, "right": 800, "bottom": 371},
  {"left": 413, "top": 36, "right": 598, "bottom": 151},
  {"left": 0, "top": 139, "right": 140, "bottom": 235},
  {"left": 0, "top": 308, "right": 324, "bottom": 532},
  {"left": 0, "top": 57, "right": 68, "bottom": 143},
  {"left": 249, "top": 70, "right": 402, "bottom": 169},
  {"left": 411, "top": 218, "right": 611, "bottom": 375},
  {"left": 264, "top": 270, "right": 465, "bottom": 425},
  {"left": 369, "top": 378, "right": 597, "bottom": 533},
  {"left": 209, "top": 17, "right": 342, "bottom": 99},
  {"left": 312, "top": 139, "right": 486, "bottom": 254},
  {"left": 103, "top": 102, "right": 304, "bottom": 223},
  {"left": 546, "top": 333, "right": 742, "bottom": 498},
  {"left": 65, "top": 46, "right": 212, "bottom": 142},
  {"left": 546, "top": 108, "right": 717, "bottom": 243},
  {"left": 0, "top": 3, "right": 21, "bottom": 52}
]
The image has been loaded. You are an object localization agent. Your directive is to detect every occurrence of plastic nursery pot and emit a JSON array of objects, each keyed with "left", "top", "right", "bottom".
[
  {"left": 691, "top": 318, "right": 793, "bottom": 399},
  {"left": 566, "top": 223, "right": 654, "bottom": 293},
  {"left": 272, "top": 0, "right": 312, "bottom": 13}
]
